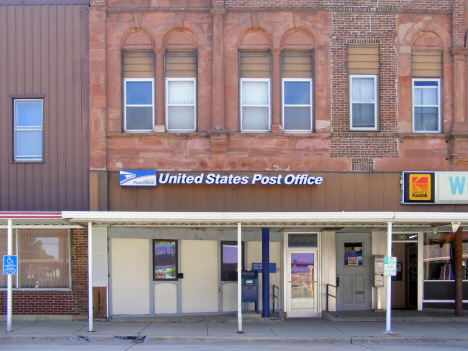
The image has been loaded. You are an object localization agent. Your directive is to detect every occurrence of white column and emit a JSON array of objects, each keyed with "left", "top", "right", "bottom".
[
  {"left": 386, "top": 222, "right": 393, "bottom": 334},
  {"left": 88, "top": 222, "right": 94, "bottom": 332},
  {"left": 6, "top": 219, "right": 13, "bottom": 332},
  {"left": 237, "top": 222, "right": 243, "bottom": 333}
]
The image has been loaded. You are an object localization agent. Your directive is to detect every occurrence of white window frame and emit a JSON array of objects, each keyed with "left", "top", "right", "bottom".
[
  {"left": 14, "top": 99, "right": 43, "bottom": 162},
  {"left": 240, "top": 78, "right": 271, "bottom": 132},
  {"left": 412, "top": 78, "right": 441, "bottom": 133},
  {"left": 282, "top": 78, "right": 313, "bottom": 133},
  {"left": 123, "top": 78, "right": 155, "bottom": 133},
  {"left": 165, "top": 78, "right": 197, "bottom": 133},
  {"left": 349, "top": 74, "right": 378, "bottom": 131}
]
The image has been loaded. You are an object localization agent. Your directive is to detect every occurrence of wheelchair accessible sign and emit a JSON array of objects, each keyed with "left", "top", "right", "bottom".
[{"left": 3, "top": 255, "right": 17, "bottom": 275}]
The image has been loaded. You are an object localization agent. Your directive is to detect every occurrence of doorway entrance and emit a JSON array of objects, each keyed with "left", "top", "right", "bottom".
[
  {"left": 285, "top": 233, "right": 320, "bottom": 318},
  {"left": 392, "top": 242, "right": 418, "bottom": 309},
  {"left": 336, "top": 233, "right": 372, "bottom": 311}
]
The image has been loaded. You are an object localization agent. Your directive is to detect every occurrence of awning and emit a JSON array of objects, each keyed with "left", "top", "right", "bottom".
[
  {"left": 0, "top": 212, "right": 83, "bottom": 228},
  {"left": 61, "top": 211, "right": 468, "bottom": 233}
]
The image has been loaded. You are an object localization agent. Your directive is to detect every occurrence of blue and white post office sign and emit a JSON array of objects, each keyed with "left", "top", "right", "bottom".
[
  {"left": 120, "top": 170, "right": 157, "bottom": 187},
  {"left": 3, "top": 255, "right": 17, "bottom": 275}
]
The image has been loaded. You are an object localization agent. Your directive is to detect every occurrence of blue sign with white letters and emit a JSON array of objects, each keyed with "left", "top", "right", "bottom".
[
  {"left": 120, "top": 170, "right": 157, "bottom": 187},
  {"left": 252, "top": 263, "right": 276, "bottom": 273},
  {"left": 3, "top": 255, "right": 17, "bottom": 275}
]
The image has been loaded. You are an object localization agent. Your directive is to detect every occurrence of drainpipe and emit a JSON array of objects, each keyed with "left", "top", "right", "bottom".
[
  {"left": 88, "top": 222, "right": 94, "bottom": 332},
  {"left": 237, "top": 222, "right": 243, "bottom": 333},
  {"left": 386, "top": 221, "right": 393, "bottom": 334},
  {"left": 6, "top": 219, "right": 13, "bottom": 332}
]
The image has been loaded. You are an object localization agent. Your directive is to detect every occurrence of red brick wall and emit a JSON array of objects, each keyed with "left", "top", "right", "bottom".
[
  {"left": 330, "top": 13, "right": 399, "bottom": 160},
  {"left": 0, "top": 229, "right": 88, "bottom": 317}
]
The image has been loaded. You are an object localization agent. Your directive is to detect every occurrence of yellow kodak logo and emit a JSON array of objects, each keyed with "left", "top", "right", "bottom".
[{"left": 408, "top": 174, "right": 432, "bottom": 201}]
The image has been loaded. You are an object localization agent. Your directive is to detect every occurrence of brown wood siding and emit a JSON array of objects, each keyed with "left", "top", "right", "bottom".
[
  {"left": 0, "top": 4, "right": 89, "bottom": 211},
  {"left": 107, "top": 172, "right": 468, "bottom": 213}
]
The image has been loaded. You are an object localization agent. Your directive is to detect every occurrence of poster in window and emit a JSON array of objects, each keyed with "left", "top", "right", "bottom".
[
  {"left": 344, "top": 242, "right": 363, "bottom": 266},
  {"left": 153, "top": 240, "right": 178, "bottom": 280}
]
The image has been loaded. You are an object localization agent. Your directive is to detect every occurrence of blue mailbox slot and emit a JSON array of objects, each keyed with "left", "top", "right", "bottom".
[{"left": 241, "top": 270, "right": 259, "bottom": 313}]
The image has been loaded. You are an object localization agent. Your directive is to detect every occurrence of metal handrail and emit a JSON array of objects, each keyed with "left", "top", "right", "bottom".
[
  {"left": 326, "top": 284, "right": 338, "bottom": 318},
  {"left": 272, "top": 285, "right": 280, "bottom": 319}
]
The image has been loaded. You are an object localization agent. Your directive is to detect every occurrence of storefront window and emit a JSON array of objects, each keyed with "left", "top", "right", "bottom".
[
  {"left": 221, "top": 241, "right": 244, "bottom": 281},
  {"left": 344, "top": 242, "right": 363, "bottom": 266},
  {"left": 153, "top": 240, "right": 178, "bottom": 280},
  {"left": 424, "top": 232, "right": 468, "bottom": 280},
  {"left": 0, "top": 229, "right": 70, "bottom": 289}
]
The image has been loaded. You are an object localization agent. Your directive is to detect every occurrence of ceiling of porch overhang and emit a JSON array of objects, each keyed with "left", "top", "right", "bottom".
[
  {"left": 0, "top": 212, "right": 83, "bottom": 228},
  {"left": 62, "top": 211, "right": 468, "bottom": 233}
]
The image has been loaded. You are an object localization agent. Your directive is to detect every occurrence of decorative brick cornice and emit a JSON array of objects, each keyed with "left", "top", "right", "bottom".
[
  {"left": 210, "top": 7, "right": 226, "bottom": 16},
  {"left": 451, "top": 48, "right": 468, "bottom": 57},
  {"left": 331, "top": 132, "right": 399, "bottom": 138}
]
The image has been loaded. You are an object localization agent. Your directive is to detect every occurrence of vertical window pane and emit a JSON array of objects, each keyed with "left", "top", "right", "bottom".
[
  {"left": 414, "top": 107, "right": 438, "bottom": 131},
  {"left": 153, "top": 240, "right": 178, "bottom": 280},
  {"left": 284, "top": 107, "right": 311, "bottom": 131},
  {"left": 18, "top": 230, "right": 70, "bottom": 289},
  {"left": 221, "top": 241, "right": 243, "bottom": 281},
  {"left": 284, "top": 82, "right": 310, "bottom": 105},
  {"left": 168, "top": 81, "right": 194, "bottom": 104},
  {"left": 126, "top": 81, "right": 153, "bottom": 105},
  {"left": 414, "top": 87, "right": 437, "bottom": 106},
  {"left": 16, "top": 101, "right": 43, "bottom": 127},
  {"left": 242, "top": 106, "right": 269, "bottom": 131},
  {"left": 242, "top": 81, "right": 269, "bottom": 105},
  {"left": 167, "top": 106, "right": 195, "bottom": 130},
  {"left": 15, "top": 131, "right": 43, "bottom": 159},
  {"left": 352, "top": 78, "right": 375, "bottom": 101},
  {"left": 126, "top": 106, "right": 153, "bottom": 131},
  {"left": 352, "top": 104, "right": 375, "bottom": 128},
  {"left": 344, "top": 242, "right": 363, "bottom": 266}
]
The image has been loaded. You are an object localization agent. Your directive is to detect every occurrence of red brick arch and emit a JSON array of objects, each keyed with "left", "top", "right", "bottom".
[
  {"left": 163, "top": 27, "right": 198, "bottom": 50},
  {"left": 238, "top": 28, "right": 272, "bottom": 50},
  {"left": 121, "top": 27, "right": 155, "bottom": 50}
]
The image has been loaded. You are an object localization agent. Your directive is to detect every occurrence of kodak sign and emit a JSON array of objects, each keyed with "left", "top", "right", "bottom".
[{"left": 401, "top": 172, "right": 435, "bottom": 204}]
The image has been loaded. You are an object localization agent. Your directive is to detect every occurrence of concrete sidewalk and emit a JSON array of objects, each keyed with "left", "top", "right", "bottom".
[{"left": 1, "top": 315, "right": 468, "bottom": 344}]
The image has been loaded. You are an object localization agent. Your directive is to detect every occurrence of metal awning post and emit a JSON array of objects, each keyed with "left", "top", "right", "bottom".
[
  {"left": 88, "top": 222, "right": 94, "bottom": 332},
  {"left": 237, "top": 222, "right": 243, "bottom": 333},
  {"left": 6, "top": 219, "right": 13, "bottom": 332},
  {"left": 386, "top": 221, "right": 393, "bottom": 334}
]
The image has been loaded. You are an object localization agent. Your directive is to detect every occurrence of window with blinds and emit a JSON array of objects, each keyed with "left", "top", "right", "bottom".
[
  {"left": 0, "top": 229, "right": 70, "bottom": 289},
  {"left": 123, "top": 51, "right": 155, "bottom": 132},
  {"left": 282, "top": 51, "right": 313, "bottom": 132},
  {"left": 348, "top": 44, "right": 379, "bottom": 130},
  {"left": 165, "top": 51, "right": 197, "bottom": 132},
  {"left": 411, "top": 50, "right": 443, "bottom": 78},
  {"left": 240, "top": 51, "right": 271, "bottom": 132}
]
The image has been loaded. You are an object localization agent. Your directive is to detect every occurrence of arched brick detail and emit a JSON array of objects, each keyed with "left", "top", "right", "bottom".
[
  {"left": 163, "top": 28, "right": 198, "bottom": 50},
  {"left": 411, "top": 32, "right": 443, "bottom": 50},
  {"left": 281, "top": 28, "right": 315, "bottom": 50},
  {"left": 121, "top": 28, "right": 155, "bottom": 50},
  {"left": 239, "top": 28, "right": 272, "bottom": 50}
]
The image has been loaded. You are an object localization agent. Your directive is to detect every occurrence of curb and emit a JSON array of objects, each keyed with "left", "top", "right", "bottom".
[{"left": 1, "top": 335, "right": 468, "bottom": 344}]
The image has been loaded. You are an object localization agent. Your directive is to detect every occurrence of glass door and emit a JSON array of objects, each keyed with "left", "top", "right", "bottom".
[{"left": 286, "top": 250, "right": 318, "bottom": 317}]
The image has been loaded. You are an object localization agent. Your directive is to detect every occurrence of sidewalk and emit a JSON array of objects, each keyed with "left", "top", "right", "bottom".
[{"left": 1, "top": 313, "right": 468, "bottom": 344}]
